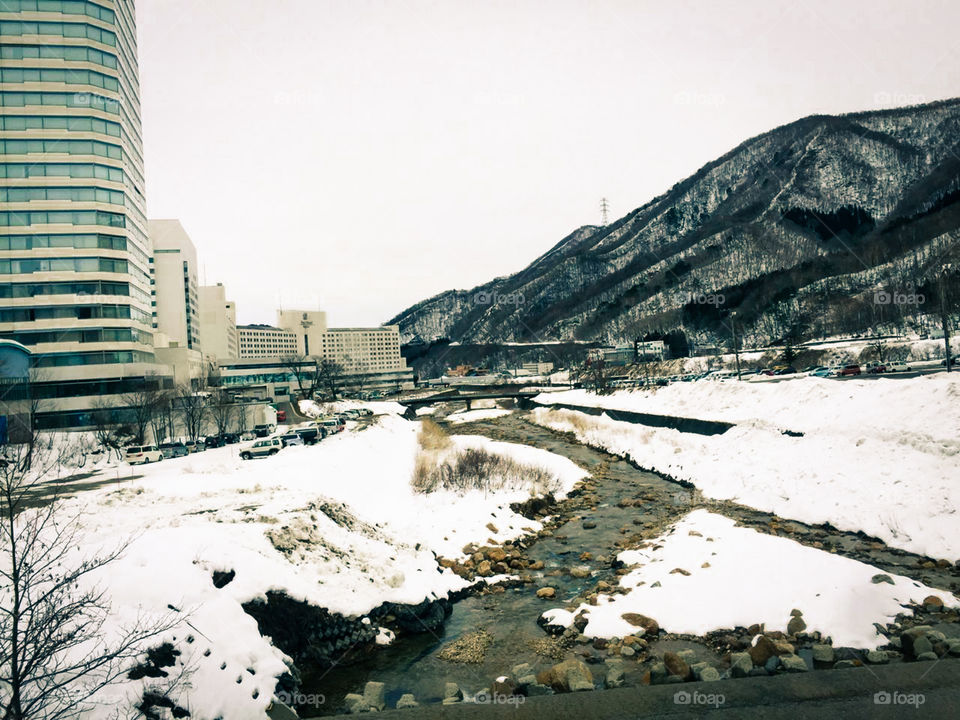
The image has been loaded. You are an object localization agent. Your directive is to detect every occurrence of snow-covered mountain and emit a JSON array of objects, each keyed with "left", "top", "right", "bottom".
[{"left": 389, "top": 98, "right": 960, "bottom": 348}]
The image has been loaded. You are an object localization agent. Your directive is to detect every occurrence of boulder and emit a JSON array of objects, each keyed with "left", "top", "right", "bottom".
[
  {"left": 343, "top": 694, "right": 368, "bottom": 714},
  {"left": 476, "top": 560, "right": 493, "bottom": 577},
  {"left": 787, "top": 616, "right": 807, "bottom": 636},
  {"left": 901, "top": 629, "right": 933, "bottom": 659},
  {"left": 512, "top": 662, "right": 532, "bottom": 679},
  {"left": 443, "top": 682, "right": 463, "bottom": 704},
  {"left": 620, "top": 613, "right": 659, "bottom": 635},
  {"left": 748, "top": 636, "right": 777, "bottom": 666},
  {"left": 811, "top": 644, "right": 835, "bottom": 663},
  {"left": 649, "top": 662, "right": 668, "bottom": 684},
  {"left": 266, "top": 701, "right": 299, "bottom": 720},
  {"left": 620, "top": 645, "right": 636, "bottom": 657},
  {"left": 536, "top": 587, "right": 556, "bottom": 599},
  {"left": 524, "top": 683, "right": 554, "bottom": 696},
  {"left": 569, "top": 566, "right": 592, "bottom": 578},
  {"left": 917, "top": 652, "right": 938, "bottom": 661},
  {"left": 605, "top": 663, "right": 626, "bottom": 688},
  {"left": 730, "top": 652, "right": 753, "bottom": 678},
  {"left": 871, "top": 573, "right": 894, "bottom": 585},
  {"left": 865, "top": 650, "right": 889, "bottom": 664},
  {"left": 536, "top": 659, "right": 594, "bottom": 692},
  {"left": 396, "top": 694, "right": 419, "bottom": 709},
  {"left": 492, "top": 676, "right": 517, "bottom": 697},
  {"left": 663, "top": 651, "right": 690, "bottom": 680},
  {"left": 923, "top": 595, "right": 944, "bottom": 612},
  {"left": 780, "top": 654, "right": 808, "bottom": 672},
  {"left": 700, "top": 666, "right": 721, "bottom": 682},
  {"left": 362, "top": 682, "right": 385, "bottom": 712}
]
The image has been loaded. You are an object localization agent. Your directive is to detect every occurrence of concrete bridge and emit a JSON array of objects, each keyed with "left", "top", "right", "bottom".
[{"left": 400, "top": 389, "right": 540, "bottom": 417}]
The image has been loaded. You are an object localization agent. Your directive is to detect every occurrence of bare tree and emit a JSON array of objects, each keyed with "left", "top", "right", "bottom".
[
  {"left": 0, "top": 435, "right": 175, "bottom": 719},
  {"left": 147, "top": 390, "right": 173, "bottom": 447},
  {"left": 314, "top": 358, "right": 345, "bottom": 401},
  {"left": 208, "top": 388, "right": 236, "bottom": 437},
  {"left": 578, "top": 356, "right": 614, "bottom": 395},
  {"left": 280, "top": 354, "right": 314, "bottom": 399},
  {"left": 119, "top": 376, "right": 167, "bottom": 445},
  {"left": 175, "top": 385, "right": 208, "bottom": 445},
  {"left": 89, "top": 400, "right": 134, "bottom": 461}
]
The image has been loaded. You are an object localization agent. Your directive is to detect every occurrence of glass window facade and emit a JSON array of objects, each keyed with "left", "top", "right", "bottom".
[{"left": 0, "top": 0, "right": 155, "bottom": 429}]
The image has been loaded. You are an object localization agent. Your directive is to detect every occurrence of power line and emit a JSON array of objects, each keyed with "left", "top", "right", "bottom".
[{"left": 600, "top": 197, "right": 610, "bottom": 226}]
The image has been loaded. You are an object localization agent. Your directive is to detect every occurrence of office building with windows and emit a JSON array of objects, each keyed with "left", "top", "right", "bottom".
[
  {"left": 237, "top": 324, "right": 299, "bottom": 359},
  {"left": 0, "top": 0, "right": 170, "bottom": 427}
]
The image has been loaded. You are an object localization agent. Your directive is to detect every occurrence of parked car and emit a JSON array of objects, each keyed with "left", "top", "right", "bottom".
[
  {"left": 222, "top": 432, "right": 241, "bottom": 444},
  {"left": 865, "top": 362, "right": 887, "bottom": 374},
  {"left": 839, "top": 364, "right": 862, "bottom": 376},
  {"left": 184, "top": 440, "right": 205, "bottom": 453},
  {"left": 253, "top": 424, "right": 271, "bottom": 438},
  {"left": 809, "top": 367, "right": 833, "bottom": 378},
  {"left": 886, "top": 360, "right": 910, "bottom": 372},
  {"left": 295, "top": 427, "right": 321, "bottom": 445},
  {"left": 124, "top": 445, "right": 163, "bottom": 465},
  {"left": 279, "top": 433, "right": 303, "bottom": 447},
  {"left": 276, "top": 409, "right": 287, "bottom": 423},
  {"left": 204, "top": 434, "right": 227, "bottom": 449},
  {"left": 317, "top": 418, "right": 345, "bottom": 434},
  {"left": 239, "top": 431, "right": 256, "bottom": 441},
  {"left": 159, "top": 441, "right": 188, "bottom": 459},
  {"left": 240, "top": 438, "right": 282, "bottom": 460}
]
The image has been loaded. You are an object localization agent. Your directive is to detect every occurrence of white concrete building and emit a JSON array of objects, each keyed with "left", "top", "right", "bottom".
[
  {"left": 237, "top": 324, "right": 299, "bottom": 358},
  {"left": 276, "top": 309, "right": 327, "bottom": 357},
  {"left": 149, "top": 219, "right": 200, "bottom": 352},
  {"left": 199, "top": 283, "right": 238, "bottom": 360},
  {"left": 320, "top": 326, "right": 407, "bottom": 374}
]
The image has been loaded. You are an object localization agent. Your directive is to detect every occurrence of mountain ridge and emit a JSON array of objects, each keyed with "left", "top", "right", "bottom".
[{"left": 389, "top": 98, "right": 960, "bottom": 348}]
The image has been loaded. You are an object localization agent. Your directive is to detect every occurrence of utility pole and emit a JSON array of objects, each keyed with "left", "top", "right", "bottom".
[
  {"left": 600, "top": 198, "right": 610, "bottom": 226},
  {"left": 941, "top": 268, "right": 953, "bottom": 372},
  {"left": 731, "top": 313, "right": 742, "bottom": 380}
]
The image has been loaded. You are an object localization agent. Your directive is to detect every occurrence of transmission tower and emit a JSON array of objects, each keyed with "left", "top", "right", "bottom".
[{"left": 600, "top": 197, "right": 610, "bottom": 226}]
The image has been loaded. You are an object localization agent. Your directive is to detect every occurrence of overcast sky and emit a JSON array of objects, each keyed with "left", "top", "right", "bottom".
[{"left": 138, "top": 0, "right": 960, "bottom": 327}]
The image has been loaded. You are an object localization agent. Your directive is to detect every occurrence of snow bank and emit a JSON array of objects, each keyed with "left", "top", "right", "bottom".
[
  {"left": 56, "top": 415, "right": 584, "bottom": 718},
  {"left": 534, "top": 372, "right": 959, "bottom": 440},
  {"left": 531, "top": 374, "right": 960, "bottom": 558},
  {"left": 446, "top": 408, "right": 513, "bottom": 425},
  {"left": 531, "top": 406, "right": 959, "bottom": 559},
  {"left": 545, "top": 510, "right": 955, "bottom": 649},
  {"left": 298, "top": 398, "right": 405, "bottom": 417}
]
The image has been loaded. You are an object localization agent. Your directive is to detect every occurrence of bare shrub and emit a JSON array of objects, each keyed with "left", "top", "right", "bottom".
[
  {"left": 417, "top": 419, "right": 451, "bottom": 452},
  {"left": 413, "top": 446, "right": 559, "bottom": 496}
]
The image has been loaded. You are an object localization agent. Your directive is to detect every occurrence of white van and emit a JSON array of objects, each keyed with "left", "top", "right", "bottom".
[{"left": 124, "top": 445, "right": 163, "bottom": 465}]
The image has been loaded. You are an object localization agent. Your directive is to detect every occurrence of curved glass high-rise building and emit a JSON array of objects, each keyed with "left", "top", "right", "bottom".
[{"left": 0, "top": 0, "right": 162, "bottom": 427}]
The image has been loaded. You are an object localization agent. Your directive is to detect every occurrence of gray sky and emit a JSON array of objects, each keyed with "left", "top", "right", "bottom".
[{"left": 138, "top": 0, "right": 960, "bottom": 327}]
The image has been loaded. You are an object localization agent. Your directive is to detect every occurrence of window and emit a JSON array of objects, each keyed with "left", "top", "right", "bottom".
[{"left": 0, "top": 163, "right": 124, "bottom": 182}]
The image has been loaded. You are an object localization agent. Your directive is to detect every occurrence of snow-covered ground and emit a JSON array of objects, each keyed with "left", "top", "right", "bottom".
[
  {"left": 445, "top": 408, "right": 514, "bottom": 425},
  {"left": 542, "top": 510, "right": 955, "bottom": 649},
  {"left": 532, "top": 374, "right": 960, "bottom": 558},
  {"left": 48, "top": 415, "right": 585, "bottom": 719},
  {"left": 298, "top": 398, "right": 406, "bottom": 418}
]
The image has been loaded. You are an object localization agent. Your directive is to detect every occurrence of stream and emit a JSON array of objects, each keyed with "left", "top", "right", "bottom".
[{"left": 296, "top": 411, "right": 959, "bottom": 716}]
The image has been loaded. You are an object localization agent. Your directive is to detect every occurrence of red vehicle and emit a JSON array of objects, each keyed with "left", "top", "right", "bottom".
[
  {"left": 839, "top": 364, "right": 862, "bottom": 376},
  {"left": 275, "top": 409, "right": 287, "bottom": 422}
]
